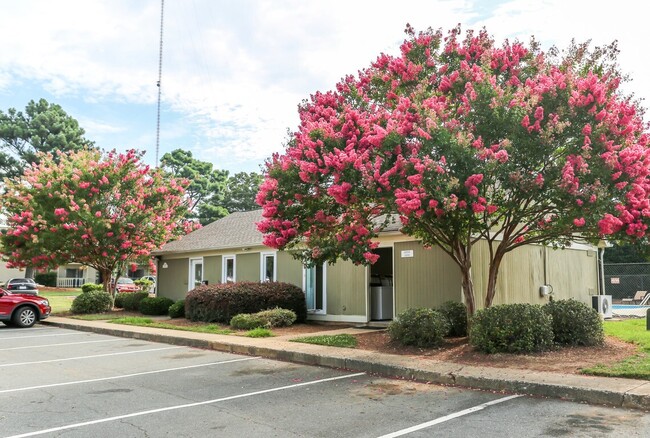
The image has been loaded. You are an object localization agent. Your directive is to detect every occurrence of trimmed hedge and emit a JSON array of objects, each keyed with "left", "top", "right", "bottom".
[
  {"left": 35, "top": 272, "right": 57, "bottom": 287},
  {"left": 113, "top": 292, "right": 128, "bottom": 309},
  {"left": 186, "top": 282, "right": 307, "bottom": 324},
  {"left": 544, "top": 299, "right": 605, "bottom": 346},
  {"left": 388, "top": 307, "right": 450, "bottom": 348},
  {"left": 121, "top": 292, "right": 149, "bottom": 311},
  {"left": 438, "top": 301, "right": 468, "bottom": 337},
  {"left": 139, "top": 297, "right": 175, "bottom": 315},
  {"left": 168, "top": 300, "right": 185, "bottom": 318},
  {"left": 230, "top": 308, "right": 297, "bottom": 330},
  {"left": 470, "top": 303, "right": 554, "bottom": 354},
  {"left": 71, "top": 290, "right": 112, "bottom": 314},
  {"left": 81, "top": 283, "right": 104, "bottom": 293}
]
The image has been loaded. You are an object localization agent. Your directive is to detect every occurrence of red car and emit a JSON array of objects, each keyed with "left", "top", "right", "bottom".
[
  {"left": 0, "top": 288, "right": 51, "bottom": 328},
  {"left": 115, "top": 277, "right": 139, "bottom": 293}
]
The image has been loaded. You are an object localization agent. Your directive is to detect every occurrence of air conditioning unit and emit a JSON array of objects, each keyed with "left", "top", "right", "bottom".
[{"left": 592, "top": 295, "right": 613, "bottom": 319}]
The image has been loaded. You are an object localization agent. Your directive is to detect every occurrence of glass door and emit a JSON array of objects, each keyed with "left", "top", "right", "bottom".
[
  {"left": 304, "top": 264, "right": 325, "bottom": 313},
  {"left": 189, "top": 258, "right": 203, "bottom": 290}
]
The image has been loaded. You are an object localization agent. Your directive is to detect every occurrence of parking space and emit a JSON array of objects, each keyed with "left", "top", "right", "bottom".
[{"left": 1, "top": 326, "right": 648, "bottom": 437}]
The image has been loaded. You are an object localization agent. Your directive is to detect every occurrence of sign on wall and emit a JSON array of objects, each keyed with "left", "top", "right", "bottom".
[
  {"left": 400, "top": 250, "right": 414, "bottom": 258},
  {"left": 610, "top": 277, "right": 620, "bottom": 284}
]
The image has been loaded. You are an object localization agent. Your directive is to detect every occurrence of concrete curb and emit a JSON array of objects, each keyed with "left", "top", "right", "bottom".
[{"left": 42, "top": 319, "right": 650, "bottom": 411}]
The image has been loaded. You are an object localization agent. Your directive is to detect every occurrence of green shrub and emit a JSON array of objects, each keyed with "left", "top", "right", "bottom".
[
  {"left": 438, "top": 301, "right": 468, "bottom": 337},
  {"left": 35, "top": 272, "right": 57, "bottom": 287},
  {"left": 470, "top": 304, "right": 554, "bottom": 354},
  {"left": 245, "top": 327, "right": 273, "bottom": 338},
  {"left": 168, "top": 300, "right": 185, "bottom": 318},
  {"left": 186, "top": 282, "right": 307, "bottom": 324},
  {"left": 121, "top": 292, "right": 149, "bottom": 311},
  {"left": 388, "top": 307, "right": 450, "bottom": 348},
  {"left": 139, "top": 297, "right": 175, "bottom": 315},
  {"left": 113, "top": 293, "right": 128, "bottom": 309},
  {"left": 544, "top": 299, "right": 605, "bottom": 346},
  {"left": 70, "top": 290, "right": 112, "bottom": 314},
  {"left": 256, "top": 307, "right": 297, "bottom": 327},
  {"left": 134, "top": 278, "right": 153, "bottom": 292},
  {"left": 230, "top": 313, "right": 267, "bottom": 330},
  {"left": 81, "top": 283, "right": 104, "bottom": 293}
]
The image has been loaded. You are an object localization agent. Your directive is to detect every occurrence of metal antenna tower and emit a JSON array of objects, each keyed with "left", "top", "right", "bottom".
[{"left": 155, "top": 0, "right": 165, "bottom": 166}]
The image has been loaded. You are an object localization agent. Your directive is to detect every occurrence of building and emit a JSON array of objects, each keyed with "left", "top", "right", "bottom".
[{"left": 153, "top": 210, "right": 599, "bottom": 323}]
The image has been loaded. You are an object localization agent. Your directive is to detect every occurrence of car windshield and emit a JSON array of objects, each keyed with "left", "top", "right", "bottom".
[{"left": 117, "top": 278, "right": 134, "bottom": 284}]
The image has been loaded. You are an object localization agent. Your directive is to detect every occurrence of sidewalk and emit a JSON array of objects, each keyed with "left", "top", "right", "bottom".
[{"left": 42, "top": 316, "right": 650, "bottom": 411}]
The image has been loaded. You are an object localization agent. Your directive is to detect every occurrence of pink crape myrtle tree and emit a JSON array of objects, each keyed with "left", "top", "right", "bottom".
[
  {"left": 1, "top": 148, "right": 197, "bottom": 296},
  {"left": 257, "top": 26, "right": 650, "bottom": 316}
]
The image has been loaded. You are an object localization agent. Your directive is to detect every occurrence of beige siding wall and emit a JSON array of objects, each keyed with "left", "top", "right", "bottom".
[
  {"left": 394, "top": 241, "right": 462, "bottom": 313},
  {"left": 236, "top": 253, "right": 259, "bottom": 282},
  {"left": 470, "top": 242, "right": 597, "bottom": 309},
  {"left": 158, "top": 257, "right": 189, "bottom": 301},
  {"left": 547, "top": 248, "right": 598, "bottom": 304},
  {"left": 277, "top": 251, "right": 303, "bottom": 286},
  {"left": 326, "top": 260, "right": 367, "bottom": 316},
  {"left": 204, "top": 255, "right": 222, "bottom": 285}
]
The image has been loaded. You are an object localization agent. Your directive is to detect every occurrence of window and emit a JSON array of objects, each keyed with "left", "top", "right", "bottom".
[
  {"left": 304, "top": 263, "right": 326, "bottom": 313},
  {"left": 222, "top": 255, "right": 236, "bottom": 283},
  {"left": 261, "top": 252, "right": 276, "bottom": 282},
  {"left": 189, "top": 258, "right": 203, "bottom": 291},
  {"left": 66, "top": 268, "right": 82, "bottom": 279}
]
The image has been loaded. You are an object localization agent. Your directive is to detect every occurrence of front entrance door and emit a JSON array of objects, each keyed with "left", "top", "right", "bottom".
[
  {"left": 304, "top": 264, "right": 326, "bottom": 314},
  {"left": 189, "top": 258, "right": 203, "bottom": 290}
]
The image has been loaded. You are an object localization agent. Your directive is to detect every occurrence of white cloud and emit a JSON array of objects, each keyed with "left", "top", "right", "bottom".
[{"left": 0, "top": 0, "right": 647, "bottom": 173}]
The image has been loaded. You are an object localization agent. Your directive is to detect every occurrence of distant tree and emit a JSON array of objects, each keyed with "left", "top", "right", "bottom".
[
  {"left": 257, "top": 26, "right": 650, "bottom": 315},
  {"left": 0, "top": 149, "right": 194, "bottom": 295},
  {"left": 160, "top": 149, "right": 229, "bottom": 223},
  {"left": 222, "top": 171, "right": 263, "bottom": 213},
  {"left": 0, "top": 98, "right": 94, "bottom": 179},
  {"left": 604, "top": 242, "right": 649, "bottom": 263}
]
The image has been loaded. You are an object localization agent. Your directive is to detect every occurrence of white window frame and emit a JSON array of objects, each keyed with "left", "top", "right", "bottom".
[
  {"left": 260, "top": 251, "right": 277, "bottom": 282},
  {"left": 188, "top": 257, "right": 204, "bottom": 291},
  {"left": 222, "top": 255, "right": 236, "bottom": 283},
  {"left": 303, "top": 263, "right": 327, "bottom": 314}
]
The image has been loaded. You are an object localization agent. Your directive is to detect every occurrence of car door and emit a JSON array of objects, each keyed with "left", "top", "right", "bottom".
[{"left": 0, "top": 290, "right": 13, "bottom": 319}]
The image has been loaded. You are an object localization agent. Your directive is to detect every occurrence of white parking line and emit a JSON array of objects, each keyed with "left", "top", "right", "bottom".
[
  {"left": 0, "top": 346, "right": 182, "bottom": 367},
  {"left": 5, "top": 372, "right": 366, "bottom": 438},
  {"left": 0, "top": 356, "right": 261, "bottom": 394},
  {"left": 376, "top": 394, "right": 523, "bottom": 437},
  {"left": 0, "top": 338, "right": 125, "bottom": 351},
  {"left": 0, "top": 332, "right": 80, "bottom": 341}
]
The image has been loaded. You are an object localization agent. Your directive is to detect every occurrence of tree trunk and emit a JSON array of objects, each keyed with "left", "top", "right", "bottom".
[
  {"left": 100, "top": 268, "right": 114, "bottom": 297},
  {"left": 484, "top": 250, "right": 505, "bottom": 309},
  {"left": 24, "top": 266, "right": 34, "bottom": 279}
]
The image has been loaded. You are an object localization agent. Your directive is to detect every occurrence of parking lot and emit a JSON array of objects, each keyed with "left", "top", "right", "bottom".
[{"left": 1, "top": 325, "right": 648, "bottom": 437}]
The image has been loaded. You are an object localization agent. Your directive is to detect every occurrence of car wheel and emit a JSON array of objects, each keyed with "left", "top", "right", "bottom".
[{"left": 12, "top": 306, "right": 37, "bottom": 328}]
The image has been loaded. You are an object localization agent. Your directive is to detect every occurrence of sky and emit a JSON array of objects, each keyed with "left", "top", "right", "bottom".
[{"left": 0, "top": 0, "right": 648, "bottom": 175}]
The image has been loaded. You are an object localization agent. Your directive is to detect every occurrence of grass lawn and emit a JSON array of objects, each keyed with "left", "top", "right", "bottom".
[
  {"left": 582, "top": 318, "right": 650, "bottom": 380},
  {"left": 290, "top": 334, "right": 357, "bottom": 348},
  {"left": 39, "top": 289, "right": 82, "bottom": 314},
  {"left": 108, "top": 316, "right": 234, "bottom": 335}
]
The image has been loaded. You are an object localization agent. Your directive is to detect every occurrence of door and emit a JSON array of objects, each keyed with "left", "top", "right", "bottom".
[
  {"left": 189, "top": 258, "right": 203, "bottom": 290},
  {"left": 304, "top": 264, "right": 326, "bottom": 313}
]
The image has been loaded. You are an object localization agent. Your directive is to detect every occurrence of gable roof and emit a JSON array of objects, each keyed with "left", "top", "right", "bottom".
[
  {"left": 154, "top": 210, "right": 264, "bottom": 255},
  {"left": 154, "top": 209, "right": 404, "bottom": 256}
]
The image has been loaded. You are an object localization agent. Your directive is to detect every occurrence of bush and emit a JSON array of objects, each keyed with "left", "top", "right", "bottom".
[
  {"left": 230, "top": 308, "right": 297, "bottom": 330},
  {"left": 113, "top": 293, "right": 127, "bottom": 308},
  {"left": 185, "top": 282, "right": 307, "bottom": 324},
  {"left": 470, "top": 304, "right": 554, "bottom": 354},
  {"left": 70, "top": 290, "right": 112, "bottom": 314},
  {"left": 81, "top": 283, "right": 104, "bottom": 293},
  {"left": 256, "top": 307, "right": 297, "bottom": 327},
  {"left": 168, "top": 300, "right": 185, "bottom": 318},
  {"left": 35, "top": 272, "right": 57, "bottom": 287},
  {"left": 388, "top": 307, "right": 450, "bottom": 348},
  {"left": 134, "top": 278, "right": 153, "bottom": 292},
  {"left": 121, "top": 292, "right": 149, "bottom": 311},
  {"left": 139, "top": 297, "right": 175, "bottom": 315},
  {"left": 544, "top": 299, "right": 605, "bottom": 346},
  {"left": 230, "top": 313, "right": 267, "bottom": 330},
  {"left": 438, "top": 301, "right": 468, "bottom": 337}
]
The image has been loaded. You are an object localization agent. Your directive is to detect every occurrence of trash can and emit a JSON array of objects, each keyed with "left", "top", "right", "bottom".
[{"left": 371, "top": 286, "right": 393, "bottom": 320}]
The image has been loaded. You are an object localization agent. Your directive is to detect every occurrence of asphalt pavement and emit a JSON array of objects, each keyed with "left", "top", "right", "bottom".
[{"left": 39, "top": 316, "right": 650, "bottom": 411}]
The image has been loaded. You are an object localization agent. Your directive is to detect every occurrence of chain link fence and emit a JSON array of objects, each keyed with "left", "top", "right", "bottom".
[{"left": 604, "top": 263, "right": 650, "bottom": 318}]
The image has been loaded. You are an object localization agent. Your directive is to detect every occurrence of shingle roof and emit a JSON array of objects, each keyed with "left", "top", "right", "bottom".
[
  {"left": 154, "top": 210, "right": 264, "bottom": 255},
  {"left": 154, "top": 209, "right": 404, "bottom": 255}
]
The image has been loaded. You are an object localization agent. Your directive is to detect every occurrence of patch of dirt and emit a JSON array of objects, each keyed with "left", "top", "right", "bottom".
[{"left": 354, "top": 331, "right": 640, "bottom": 374}]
